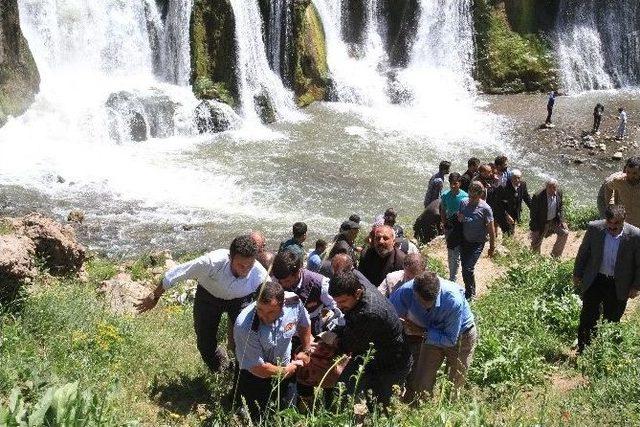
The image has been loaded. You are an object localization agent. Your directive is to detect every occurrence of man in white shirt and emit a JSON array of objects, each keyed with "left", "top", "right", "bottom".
[
  {"left": 616, "top": 107, "right": 627, "bottom": 140},
  {"left": 136, "top": 235, "right": 268, "bottom": 371}
]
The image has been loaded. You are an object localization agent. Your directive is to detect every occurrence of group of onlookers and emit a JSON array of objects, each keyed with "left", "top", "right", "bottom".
[{"left": 131, "top": 154, "right": 640, "bottom": 422}]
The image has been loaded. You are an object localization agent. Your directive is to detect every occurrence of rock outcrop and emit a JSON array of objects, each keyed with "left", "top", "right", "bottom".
[
  {"left": 292, "top": 0, "right": 329, "bottom": 107},
  {"left": 106, "top": 90, "right": 178, "bottom": 142},
  {"left": 194, "top": 99, "right": 240, "bottom": 133},
  {"left": 190, "top": 0, "right": 238, "bottom": 106},
  {"left": 0, "top": 0, "right": 40, "bottom": 127},
  {"left": 98, "top": 273, "right": 150, "bottom": 315},
  {"left": 381, "top": 0, "right": 420, "bottom": 67},
  {"left": 10, "top": 213, "right": 86, "bottom": 275},
  {"left": 0, "top": 234, "right": 36, "bottom": 301}
]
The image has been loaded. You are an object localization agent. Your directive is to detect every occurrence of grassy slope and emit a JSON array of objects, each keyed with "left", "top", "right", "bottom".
[{"left": 1, "top": 212, "right": 638, "bottom": 425}]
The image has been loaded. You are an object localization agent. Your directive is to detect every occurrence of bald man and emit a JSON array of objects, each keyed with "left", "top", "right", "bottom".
[{"left": 358, "top": 225, "right": 406, "bottom": 286}]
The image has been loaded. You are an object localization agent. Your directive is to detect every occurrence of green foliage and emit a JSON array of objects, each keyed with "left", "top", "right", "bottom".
[
  {"left": 470, "top": 251, "right": 580, "bottom": 391},
  {"left": 473, "top": 3, "right": 557, "bottom": 93},
  {"left": 193, "top": 77, "right": 235, "bottom": 106},
  {"left": 564, "top": 196, "right": 599, "bottom": 231},
  {"left": 0, "top": 218, "right": 12, "bottom": 235},
  {"left": 0, "top": 382, "right": 116, "bottom": 426},
  {"left": 84, "top": 257, "right": 118, "bottom": 283},
  {"left": 293, "top": 2, "right": 329, "bottom": 106}
]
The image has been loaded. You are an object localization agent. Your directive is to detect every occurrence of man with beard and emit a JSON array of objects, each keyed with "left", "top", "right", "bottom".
[
  {"left": 604, "top": 156, "right": 640, "bottom": 227},
  {"left": 359, "top": 225, "right": 405, "bottom": 286},
  {"left": 460, "top": 157, "right": 480, "bottom": 193},
  {"left": 494, "top": 169, "right": 531, "bottom": 236}
]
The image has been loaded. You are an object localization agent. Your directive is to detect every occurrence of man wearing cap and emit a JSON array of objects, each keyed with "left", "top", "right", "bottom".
[
  {"left": 330, "top": 220, "right": 360, "bottom": 263},
  {"left": 234, "top": 281, "right": 312, "bottom": 420},
  {"left": 136, "top": 235, "right": 268, "bottom": 372}
]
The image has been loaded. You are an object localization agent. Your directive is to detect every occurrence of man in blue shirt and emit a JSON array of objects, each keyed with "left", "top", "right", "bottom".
[
  {"left": 234, "top": 281, "right": 312, "bottom": 420},
  {"left": 306, "top": 239, "right": 327, "bottom": 272},
  {"left": 440, "top": 172, "right": 468, "bottom": 282},
  {"left": 390, "top": 271, "right": 477, "bottom": 399}
]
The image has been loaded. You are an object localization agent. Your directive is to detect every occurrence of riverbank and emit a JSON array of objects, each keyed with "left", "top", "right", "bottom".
[{"left": 2, "top": 210, "right": 639, "bottom": 425}]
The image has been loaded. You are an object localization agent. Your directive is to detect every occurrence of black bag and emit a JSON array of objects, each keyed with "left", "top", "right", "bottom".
[{"left": 445, "top": 217, "right": 464, "bottom": 249}]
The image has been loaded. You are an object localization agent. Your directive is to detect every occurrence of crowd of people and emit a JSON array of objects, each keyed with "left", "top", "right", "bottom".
[{"left": 133, "top": 154, "right": 640, "bottom": 422}]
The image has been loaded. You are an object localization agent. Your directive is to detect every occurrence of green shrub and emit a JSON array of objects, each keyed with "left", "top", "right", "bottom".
[{"left": 564, "top": 196, "right": 599, "bottom": 231}]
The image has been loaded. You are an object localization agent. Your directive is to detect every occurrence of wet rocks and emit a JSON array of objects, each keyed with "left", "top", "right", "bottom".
[
  {"left": 194, "top": 100, "right": 239, "bottom": 133},
  {"left": 254, "top": 91, "right": 276, "bottom": 124},
  {"left": 613, "top": 152, "right": 623, "bottom": 161},
  {"left": 106, "top": 90, "right": 178, "bottom": 142},
  {"left": 67, "top": 209, "right": 85, "bottom": 224}
]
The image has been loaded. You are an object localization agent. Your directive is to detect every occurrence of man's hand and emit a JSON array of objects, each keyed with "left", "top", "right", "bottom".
[
  {"left": 135, "top": 284, "right": 165, "bottom": 314},
  {"left": 572, "top": 276, "right": 582, "bottom": 289},
  {"left": 629, "top": 288, "right": 639, "bottom": 299},
  {"left": 284, "top": 362, "right": 299, "bottom": 378},
  {"left": 401, "top": 318, "right": 425, "bottom": 337},
  {"left": 295, "top": 351, "right": 311, "bottom": 367}
]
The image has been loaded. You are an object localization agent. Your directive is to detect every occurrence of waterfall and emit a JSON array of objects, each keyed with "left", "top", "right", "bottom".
[
  {"left": 228, "top": 0, "right": 298, "bottom": 122},
  {"left": 312, "top": 0, "right": 389, "bottom": 105},
  {"left": 555, "top": 0, "right": 640, "bottom": 93},
  {"left": 400, "top": 0, "right": 475, "bottom": 104},
  {"left": 267, "top": 0, "right": 293, "bottom": 85},
  {"left": 160, "top": 0, "right": 194, "bottom": 85}
]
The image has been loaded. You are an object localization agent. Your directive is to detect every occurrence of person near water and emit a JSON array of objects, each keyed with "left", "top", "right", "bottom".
[
  {"left": 494, "top": 169, "right": 531, "bottom": 236},
  {"left": 545, "top": 91, "right": 557, "bottom": 125},
  {"left": 424, "top": 161, "right": 451, "bottom": 208},
  {"left": 616, "top": 107, "right": 627, "bottom": 140},
  {"left": 306, "top": 239, "right": 327, "bottom": 272},
  {"left": 136, "top": 235, "right": 268, "bottom": 373},
  {"left": 593, "top": 103, "right": 604, "bottom": 134},
  {"left": 604, "top": 156, "right": 640, "bottom": 228},
  {"left": 279, "top": 222, "right": 308, "bottom": 259},
  {"left": 529, "top": 179, "right": 568, "bottom": 258},
  {"left": 440, "top": 172, "right": 468, "bottom": 282},
  {"left": 460, "top": 157, "right": 480, "bottom": 193}
]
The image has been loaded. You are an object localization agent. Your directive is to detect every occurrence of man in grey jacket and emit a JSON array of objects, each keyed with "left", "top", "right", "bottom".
[{"left": 573, "top": 205, "right": 640, "bottom": 353}]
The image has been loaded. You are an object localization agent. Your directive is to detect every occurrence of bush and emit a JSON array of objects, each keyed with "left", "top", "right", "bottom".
[{"left": 564, "top": 196, "right": 599, "bottom": 231}]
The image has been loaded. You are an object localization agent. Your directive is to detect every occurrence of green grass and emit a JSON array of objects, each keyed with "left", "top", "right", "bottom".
[{"left": 2, "top": 234, "right": 640, "bottom": 425}]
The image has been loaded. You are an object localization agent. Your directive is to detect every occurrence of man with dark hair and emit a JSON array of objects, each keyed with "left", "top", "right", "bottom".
[
  {"left": 573, "top": 205, "right": 640, "bottom": 353},
  {"left": 494, "top": 155, "right": 511, "bottom": 187},
  {"left": 424, "top": 160, "right": 452, "bottom": 208},
  {"left": 383, "top": 207, "right": 404, "bottom": 239},
  {"left": 378, "top": 252, "right": 426, "bottom": 297},
  {"left": 271, "top": 250, "right": 342, "bottom": 336},
  {"left": 616, "top": 107, "right": 627, "bottom": 140},
  {"left": 494, "top": 169, "right": 531, "bottom": 236},
  {"left": 604, "top": 156, "right": 640, "bottom": 227},
  {"left": 307, "top": 239, "right": 327, "bottom": 272},
  {"left": 530, "top": 179, "right": 568, "bottom": 257},
  {"left": 461, "top": 157, "right": 480, "bottom": 193},
  {"left": 234, "top": 281, "right": 312, "bottom": 420},
  {"left": 279, "top": 222, "right": 308, "bottom": 258},
  {"left": 328, "top": 253, "right": 373, "bottom": 289},
  {"left": 545, "top": 90, "right": 558, "bottom": 125},
  {"left": 440, "top": 172, "right": 468, "bottom": 282},
  {"left": 328, "top": 271, "right": 410, "bottom": 406},
  {"left": 136, "top": 235, "right": 268, "bottom": 372},
  {"left": 330, "top": 220, "right": 360, "bottom": 264},
  {"left": 593, "top": 103, "right": 604, "bottom": 134},
  {"left": 349, "top": 214, "right": 361, "bottom": 224},
  {"left": 390, "top": 271, "right": 476, "bottom": 399},
  {"left": 359, "top": 225, "right": 405, "bottom": 286}
]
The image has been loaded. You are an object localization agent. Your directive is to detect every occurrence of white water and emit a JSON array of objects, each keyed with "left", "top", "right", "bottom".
[
  {"left": 555, "top": 0, "right": 640, "bottom": 93},
  {"left": 312, "top": 0, "right": 389, "bottom": 105},
  {"left": 160, "top": 0, "right": 194, "bottom": 85},
  {"left": 228, "top": 0, "right": 300, "bottom": 123},
  {"left": 267, "top": 0, "right": 293, "bottom": 84}
]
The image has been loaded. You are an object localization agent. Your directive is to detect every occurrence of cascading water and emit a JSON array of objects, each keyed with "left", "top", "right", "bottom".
[
  {"left": 555, "top": 0, "right": 640, "bottom": 93},
  {"left": 228, "top": 0, "right": 299, "bottom": 123},
  {"left": 160, "top": 0, "right": 194, "bottom": 85},
  {"left": 312, "top": 0, "right": 389, "bottom": 105},
  {"left": 267, "top": 0, "right": 293, "bottom": 85}
]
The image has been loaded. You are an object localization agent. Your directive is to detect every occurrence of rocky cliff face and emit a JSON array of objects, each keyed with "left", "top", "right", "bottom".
[
  {"left": 190, "top": 0, "right": 238, "bottom": 106},
  {"left": 292, "top": 0, "right": 329, "bottom": 106},
  {"left": 0, "top": 0, "right": 40, "bottom": 127}
]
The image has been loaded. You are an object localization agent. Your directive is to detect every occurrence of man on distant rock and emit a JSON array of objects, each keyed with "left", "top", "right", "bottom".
[
  {"left": 592, "top": 103, "right": 604, "bottom": 134},
  {"left": 358, "top": 225, "right": 405, "bottom": 286},
  {"left": 136, "top": 235, "right": 267, "bottom": 372},
  {"left": 545, "top": 91, "right": 558, "bottom": 125},
  {"left": 616, "top": 107, "right": 627, "bottom": 140},
  {"left": 605, "top": 156, "right": 640, "bottom": 228}
]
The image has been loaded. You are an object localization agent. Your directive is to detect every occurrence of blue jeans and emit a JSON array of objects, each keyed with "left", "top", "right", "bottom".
[{"left": 460, "top": 240, "right": 485, "bottom": 299}]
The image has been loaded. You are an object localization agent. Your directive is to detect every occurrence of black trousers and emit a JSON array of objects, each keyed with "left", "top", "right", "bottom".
[
  {"left": 193, "top": 285, "right": 248, "bottom": 372},
  {"left": 577, "top": 274, "right": 628, "bottom": 353},
  {"left": 593, "top": 115, "right": 602, "bottom": 132},
  {"left": 545, "top": 106, "right": 553, "bottom": 124},
  {"left": 236, "top": 369, "right": 296, "bottom": 421}
]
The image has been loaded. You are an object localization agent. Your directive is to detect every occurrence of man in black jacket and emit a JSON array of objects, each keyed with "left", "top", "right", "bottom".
[
  {"left": 530, "top": 179, "right": 568, "bottom": 257},
  {"left": 359, "top": 225, "right": 405, "bottom": 285},
  {"left": 494, "top": 169, "right": 531, "bottom": 236}
]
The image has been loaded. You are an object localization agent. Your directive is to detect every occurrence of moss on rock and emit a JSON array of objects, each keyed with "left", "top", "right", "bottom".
[
  {"left": 190, "top": 0, "right": 238, "bottom": 106},
  {"left": 473, "top": 1, "right": 557, "bottom": 94},
  {"left": 292, "top": 0, "right": 329, "bottom": 107},
  {"left": 0, "top": 0, "right": 40, "bottom": 127}
]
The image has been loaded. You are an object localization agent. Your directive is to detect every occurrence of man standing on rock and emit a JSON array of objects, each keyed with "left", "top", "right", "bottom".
[
  {"left": 136, "top": 235, "right": 268, "bottom": 372},
  {"left": 545, "top": 91, "right": 557, "bottom": 126},
  {"left": 605, "top": 157, "right": 640, "bottom": 228},
  {"left": 616, "top": 107, "right": 627, "bottom": 140},
  {"left": 573, "top": 205, "right": 640, "bottom": 353},
  {"left": 593, "top": 103, "right": 604, "bottom": 134}
]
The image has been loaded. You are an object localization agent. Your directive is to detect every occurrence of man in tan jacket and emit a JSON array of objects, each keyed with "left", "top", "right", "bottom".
[{"left": 605, "top": 157, "right": 640, "bottom": 227}]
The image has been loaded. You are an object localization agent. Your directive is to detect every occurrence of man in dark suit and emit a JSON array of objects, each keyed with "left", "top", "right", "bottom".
[
  {"left": 573, "top": 205, "right": 640, "bottom": 353},
  {"left": 529, "top": 179, "right": 568, "bottom": 257},
  {"left": 494, "top": 169, "right": 531, "bottom": 236}
]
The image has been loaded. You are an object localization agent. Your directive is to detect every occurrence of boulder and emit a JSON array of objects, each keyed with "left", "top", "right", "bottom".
[
  {"left": 613, "top": 152, "right": 623, "bottom": 161},
  {"left": 292, "top": 0, "right": 329, "bottom": 106},
  {"left": 67, "top": 209, "right": 85, "bottom": 224},
  {"left": 191, "top": 0, "right": 238, "bottom": 106},
  {"left": 194, "top": 100, "right": 239, "bottom": 133},
  {"left": 0, "top": 234, "right": 36, "bottom": 300},
  {"left": 106, "top": 90, "right": 177, "bottom": 142},
  {"left": 0, "top": 0, "right": 40, "bottom": 127},
  {"left": 97, "top": 273, "right": 150, "bottom": 315},
  {"left": 254, "top": 91, "right": 276, "bottom": 124},
  {"left": 11, "top": 213, "right": 86, "bottom": 275}
]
